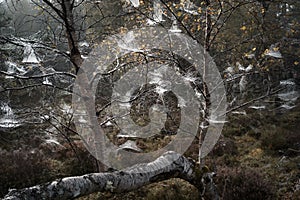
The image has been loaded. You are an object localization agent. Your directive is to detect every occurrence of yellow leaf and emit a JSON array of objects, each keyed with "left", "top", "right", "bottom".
[
  {"left": 264, "top": 49, "right": 269, "bottom": 54},
  {"left": 252, "top": 47, "right": 256, "bottom": 51},
  {"left": 177, "top": 11, "right": 182, "bottom": 17},
  {"left": 197, "top": 24, "right": 201, "bottom": 31},
  {"left": 197, "top": 7, "right": 202, "bottom": 13},
  {"left": 240, "top": 26, "right": 247, "bottom": 31},
  {"left": 294, "top": 61, "right": 299, "bottom": 65}
]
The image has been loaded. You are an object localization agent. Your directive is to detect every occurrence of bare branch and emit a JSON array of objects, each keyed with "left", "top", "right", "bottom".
[
  {"left": 0, "top": 83, "right": 74, "bottom": 95},
  {"left": 0, "top": 70, "right": 76, "bottom": 79},
  {"left": 41, "top": 0, "right": 64, "bottom": 20},
  {"left": 225, "top": 87, "right": 284, "bottom": 115}
]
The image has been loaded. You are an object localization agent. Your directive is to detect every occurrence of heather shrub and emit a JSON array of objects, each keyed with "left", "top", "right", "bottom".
[
  {"left": 216, "top": 167, "right": 276, "bottom": 200},
  {"left": 260, "top": 125, "right": 288, "bottom": 151},
  {"left": 0, "top": 148, "right": 53, "bottom": 197},
  {"left": 0, "top": 140, "right": 98, "bottom": 198}
]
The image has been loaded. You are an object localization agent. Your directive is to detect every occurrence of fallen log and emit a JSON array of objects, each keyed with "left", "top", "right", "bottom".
[{"left": 4, "top": 151, "right": 203, "bottom": 200}]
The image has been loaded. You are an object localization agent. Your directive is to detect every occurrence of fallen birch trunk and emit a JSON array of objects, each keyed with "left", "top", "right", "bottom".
[{"left": 4, "top": 151, "right": 202, "bottom": 200}]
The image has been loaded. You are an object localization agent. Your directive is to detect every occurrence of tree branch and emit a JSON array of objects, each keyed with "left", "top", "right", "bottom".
[
  {"left": 225, "top": 87, "right": 284, "bottom": 114},
  {"left": 41, "top": 0, "right": 64, "bottom": 20}
]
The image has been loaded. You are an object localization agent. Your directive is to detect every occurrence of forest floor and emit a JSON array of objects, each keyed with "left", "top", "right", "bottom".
[
  {"left": 78, "top": 100, "right": 300, "bottom": 200},
  {"left": 0, "top": 100, "right": 299, "bottom": 199}
]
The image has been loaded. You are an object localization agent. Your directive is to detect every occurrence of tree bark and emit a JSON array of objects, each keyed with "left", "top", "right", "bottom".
[
  {"left": 198, "top": 0, "right": 212, "bottom": 167},
  {"left": 41, "top": 0, "right": 83, "bottom": 73},
  {"left": 3, "top": 151, "right": 202, "bottom": 200},
  {"left": 61, "top": 0, "right": 83, "bottom": 73}
]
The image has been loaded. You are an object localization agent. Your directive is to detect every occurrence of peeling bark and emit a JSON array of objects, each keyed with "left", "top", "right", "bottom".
[{"left": 4, "top": 151, "right": 202, "bottom": 200}]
